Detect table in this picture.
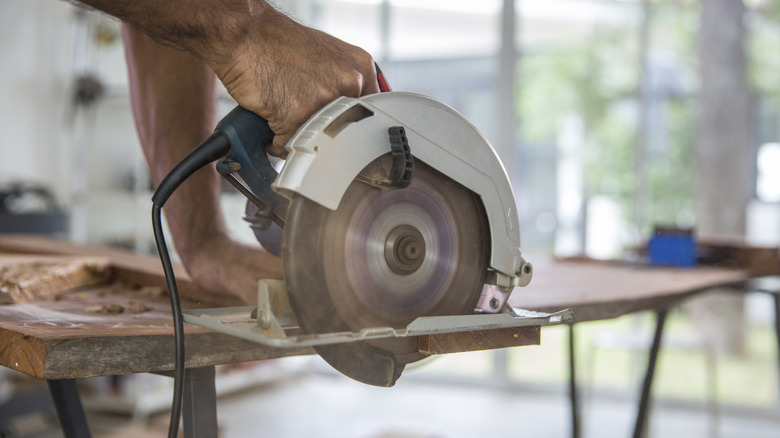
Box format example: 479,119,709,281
0,235,757,438
510,257,751,438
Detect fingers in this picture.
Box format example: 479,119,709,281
265,50,379,158
213,9,381,157
358,54,381,96
270,136,290,158
363,75,381,96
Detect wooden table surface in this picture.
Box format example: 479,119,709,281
0,236,749,381
511,257,749,323
0,235,313,380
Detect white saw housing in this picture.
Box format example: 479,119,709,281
273,92,530,284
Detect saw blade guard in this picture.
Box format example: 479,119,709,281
273,92,530,285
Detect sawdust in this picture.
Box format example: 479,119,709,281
73,292,91,301
67,282,161,315
137,286,166,298
84,303,125,314
127,301,151,314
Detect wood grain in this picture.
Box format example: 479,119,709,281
0,235,225,306
418,326,540,356
0,284,312,379
0,255,110,303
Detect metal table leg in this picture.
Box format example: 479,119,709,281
773,294,780,404
182,366,218,438
632,309,668,438
569,323,580,438
47,378,92,438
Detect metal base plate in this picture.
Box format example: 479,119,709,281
182,305,572,349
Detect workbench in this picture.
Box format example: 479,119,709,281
0,236,762,438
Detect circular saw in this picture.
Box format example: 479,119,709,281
154,91,534,388
245,92,531,386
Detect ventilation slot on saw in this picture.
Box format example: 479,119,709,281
324,104,374,138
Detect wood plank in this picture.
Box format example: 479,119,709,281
698,239,780,276
0,326,47,378
0,234,226,306
0,255,110,303
0,284,313,379
511,258,748,323
418,326,540,356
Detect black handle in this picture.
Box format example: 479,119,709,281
215,106,290,221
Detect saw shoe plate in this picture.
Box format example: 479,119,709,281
283,157,489,386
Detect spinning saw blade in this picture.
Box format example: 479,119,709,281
283,157,489,387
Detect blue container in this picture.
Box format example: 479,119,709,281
648,228,697,267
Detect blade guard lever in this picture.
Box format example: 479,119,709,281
356,126,415,190
385,126,414,189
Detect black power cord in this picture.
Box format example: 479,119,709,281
150,131,231,438
150,103,275,438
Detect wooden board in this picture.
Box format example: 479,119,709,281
0,235,312,380
511,258,749,323
0,236,550,381
0,283,312,380
0,255,110,303
0,236,749,382
418,326,540,356
0,235,225,306
698,239,780,276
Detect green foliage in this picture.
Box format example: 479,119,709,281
645,99,696,229
748,9,780,106
519,26,637,142
518,1,700,240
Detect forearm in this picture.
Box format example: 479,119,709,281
122,25,221,262
123,25,283,302
84,0,268,70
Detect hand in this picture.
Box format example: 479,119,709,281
84,0,379,156
210,7,380,157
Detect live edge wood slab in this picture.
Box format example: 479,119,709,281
0,235,315,380
0,235,541,381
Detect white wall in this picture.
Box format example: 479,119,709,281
0,1,153,245
0,0,77,200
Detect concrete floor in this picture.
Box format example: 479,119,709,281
7,360,780,438
213,370,780,438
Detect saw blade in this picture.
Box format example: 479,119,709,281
283,156,489,386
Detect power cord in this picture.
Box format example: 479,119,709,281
150,131,231,438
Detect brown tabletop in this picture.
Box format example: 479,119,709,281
0,236,748,381
511,257,749,323
0,235,313,380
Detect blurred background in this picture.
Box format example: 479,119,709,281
2,0,780,437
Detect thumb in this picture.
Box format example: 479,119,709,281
269,134,291,159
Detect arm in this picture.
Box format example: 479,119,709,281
123,25,282,305
84,0,379,156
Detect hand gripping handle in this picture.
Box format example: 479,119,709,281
152,104,289,225
154,63,389,217
215,106,290,222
